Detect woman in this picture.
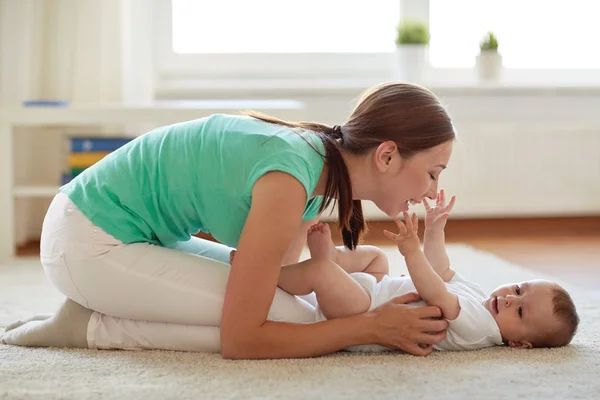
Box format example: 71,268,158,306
2,82,455,358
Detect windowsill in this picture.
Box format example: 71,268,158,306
155,78,600,99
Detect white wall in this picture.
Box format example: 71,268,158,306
155,86,600,220
1,1,599,246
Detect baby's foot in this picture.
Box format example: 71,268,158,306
307,223,337,262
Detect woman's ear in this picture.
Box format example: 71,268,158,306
373,141,398,172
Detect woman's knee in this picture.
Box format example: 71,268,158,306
41,252,89,307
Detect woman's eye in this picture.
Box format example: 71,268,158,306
518,307,523,319
429,173,436,181
515,285,521,295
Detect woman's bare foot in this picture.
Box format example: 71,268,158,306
307,223,338,262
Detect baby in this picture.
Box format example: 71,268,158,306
234,190,580,352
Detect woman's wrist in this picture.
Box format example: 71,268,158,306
357,309,382,344
330,312,380,348
317,313,383,351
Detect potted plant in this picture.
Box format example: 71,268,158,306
394,19,430,83
476,32,502,82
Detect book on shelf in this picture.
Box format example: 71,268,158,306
61,136,133,185
70,167,87,177
23,99,69,107
61,174,73,185
70,137,132,153
68,152,112,168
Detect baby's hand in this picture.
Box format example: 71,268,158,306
383,212,421,257
424,189,456,231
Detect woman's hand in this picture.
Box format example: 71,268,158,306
367,292,448,356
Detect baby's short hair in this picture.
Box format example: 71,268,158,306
534,285,579,348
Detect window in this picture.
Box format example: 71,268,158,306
154,0,401,82
429,0,600,69
172,0,400,54
150,0,600,93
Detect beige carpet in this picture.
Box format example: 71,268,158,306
1,244,599,400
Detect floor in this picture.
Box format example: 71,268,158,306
3,243,599,399
16,216,600,291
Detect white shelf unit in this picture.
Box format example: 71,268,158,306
0,100,306,260
13,185,61,198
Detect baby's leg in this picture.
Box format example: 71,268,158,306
335,245,389,282
278,259,370,319
306,223,338,261
307,223,389,282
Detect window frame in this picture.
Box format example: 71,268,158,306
153,0,398,82
152,0,600,93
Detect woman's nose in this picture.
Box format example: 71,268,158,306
425,181,438,200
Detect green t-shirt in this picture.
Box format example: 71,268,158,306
60,114,325,248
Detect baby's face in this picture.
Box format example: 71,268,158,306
482,280,560,348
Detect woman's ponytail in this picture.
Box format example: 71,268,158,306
319,126,365,250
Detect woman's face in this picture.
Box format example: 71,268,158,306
371,140,453,217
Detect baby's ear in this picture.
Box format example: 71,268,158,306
508,340,533,349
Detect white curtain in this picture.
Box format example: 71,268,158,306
0,0,152,245
1,0,125,103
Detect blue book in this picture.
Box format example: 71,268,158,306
23,100,69,107
61,174,74,185
70,137,132,152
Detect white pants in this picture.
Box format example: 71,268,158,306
41,193,316,352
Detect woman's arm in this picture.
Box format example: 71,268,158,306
229,217,315,266
220,172,448,359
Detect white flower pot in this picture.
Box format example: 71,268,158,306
476,51,503,82
394,45,429,83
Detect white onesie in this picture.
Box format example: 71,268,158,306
315,272,503,352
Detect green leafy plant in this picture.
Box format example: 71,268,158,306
479,32,499,52
396,19,430,45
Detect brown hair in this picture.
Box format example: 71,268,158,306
534,285,579,348
245,82,455,249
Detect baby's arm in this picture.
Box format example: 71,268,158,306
423,230,454,281
278,258,371,320
423,190,456,282
385,213,460,320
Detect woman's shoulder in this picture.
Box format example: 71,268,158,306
214,115,324,157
